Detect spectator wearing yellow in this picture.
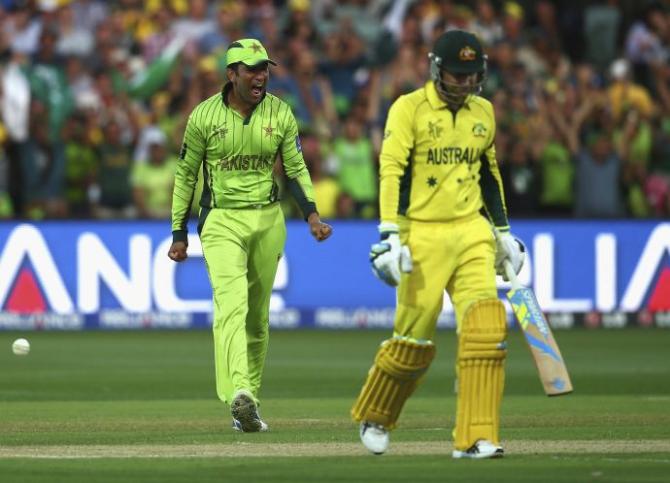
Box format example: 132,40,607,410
132,129,177,219
302,135,339,219
607,59,654,122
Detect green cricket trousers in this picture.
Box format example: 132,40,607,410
199,203,286,405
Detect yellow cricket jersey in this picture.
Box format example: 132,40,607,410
379,81,509,230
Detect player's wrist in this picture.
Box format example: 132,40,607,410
307,211,321,224
378,222,398,240
172,230,188,245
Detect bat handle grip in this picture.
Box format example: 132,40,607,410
503,260,522,290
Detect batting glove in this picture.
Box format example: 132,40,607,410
495,231,525,281
370,223,412,287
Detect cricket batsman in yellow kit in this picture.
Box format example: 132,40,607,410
351,30,525,458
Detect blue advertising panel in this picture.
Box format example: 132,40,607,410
0,220,669,330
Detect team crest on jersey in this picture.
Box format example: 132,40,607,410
459,46,476,61
428,120,443,140
213,124,228,139
472,122,487,137
264,125,274,137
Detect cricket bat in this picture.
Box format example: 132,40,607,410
503,260,573,396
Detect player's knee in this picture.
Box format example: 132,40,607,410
375,337,436,379
246,319,269,340
459,299,507,360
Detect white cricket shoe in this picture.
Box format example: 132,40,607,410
232,417,268,432
230,390,269,433
452,439,504,459
359,422,389,455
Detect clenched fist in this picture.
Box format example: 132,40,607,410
168,241,188,262
308,213,333,242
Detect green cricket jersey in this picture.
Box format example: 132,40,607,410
171,83,316,242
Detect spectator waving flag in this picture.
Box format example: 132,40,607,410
128,38,186,100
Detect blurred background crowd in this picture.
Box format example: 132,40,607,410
0,0,669,221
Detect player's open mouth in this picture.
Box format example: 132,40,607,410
251,85,264,97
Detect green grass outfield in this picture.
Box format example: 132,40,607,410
1,328,669,482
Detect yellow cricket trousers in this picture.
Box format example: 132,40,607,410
394,213,497,339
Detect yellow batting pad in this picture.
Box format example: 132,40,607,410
351,338,436,429
454,299,507,450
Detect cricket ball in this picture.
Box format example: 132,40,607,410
12,338,30,356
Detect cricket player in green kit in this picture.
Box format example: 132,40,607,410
168,39,332,432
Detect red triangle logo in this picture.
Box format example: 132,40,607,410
5,268,47,313
648,267,670,312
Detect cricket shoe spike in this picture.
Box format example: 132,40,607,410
231,390,268,432
452,439,504,459
360,422,389,455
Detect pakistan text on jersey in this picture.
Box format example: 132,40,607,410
216,154,275,171
427,147,482,165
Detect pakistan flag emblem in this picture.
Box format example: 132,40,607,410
213,124,229,139
472,122,487,138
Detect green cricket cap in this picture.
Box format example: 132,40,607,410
431,30,485,74
225,38,277,67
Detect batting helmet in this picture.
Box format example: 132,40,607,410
428,30,487,106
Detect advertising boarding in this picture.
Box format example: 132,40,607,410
0,220,668,330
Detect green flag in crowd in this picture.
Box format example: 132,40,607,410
128,38,186,100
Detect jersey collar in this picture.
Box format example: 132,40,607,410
424,81,471,111
221,81,265,124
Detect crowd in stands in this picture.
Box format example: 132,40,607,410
0,0,669,221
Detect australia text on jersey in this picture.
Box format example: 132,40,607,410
427,146,483,165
